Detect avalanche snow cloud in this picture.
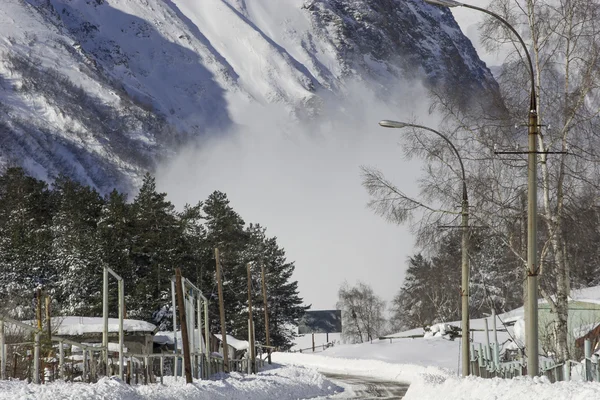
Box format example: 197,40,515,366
0,0,498,192
156,80,434,310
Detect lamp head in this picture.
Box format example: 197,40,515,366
379,120,410,129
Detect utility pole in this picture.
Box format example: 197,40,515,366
247,263,256,373
215,248,229,372
261,264,271,364
175,268,193,383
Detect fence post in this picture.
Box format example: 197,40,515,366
585,339,592,381
0,320,5,380
118,279,124,381
33,332,40,384
59,341,64,380
103,267,109,375
160,356,164,385
563,362,570,381
204,300,210,378
82,349,88,383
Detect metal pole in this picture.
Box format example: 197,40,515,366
246,263,255,374
261,264,272,364
461,187,469,375
103,267,109,375
175,269,193,383
33,332,40,384
0,320,5,380
197,295,202,378
204,299,210,377
585,338,592,381
492,309,499,368
215,248,229,371
527,106,539,376
59,340,64,380
118,279,124,380
160,356,164,385
171,279,177,356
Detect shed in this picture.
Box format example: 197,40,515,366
215,334,249,360
50,316,157,354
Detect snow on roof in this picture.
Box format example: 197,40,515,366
50,316,156,336
570,285,600,305
216,334,249,351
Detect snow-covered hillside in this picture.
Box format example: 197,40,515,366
0,0,498,192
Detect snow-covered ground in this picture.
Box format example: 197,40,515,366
276,335,600,399
0,367,342,400
272,301,600,399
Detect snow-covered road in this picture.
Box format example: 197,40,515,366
321,372,409,399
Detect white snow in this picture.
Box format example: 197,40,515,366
20,316,156,336
275,335,600,400
52,316,156,336
0,367,341,400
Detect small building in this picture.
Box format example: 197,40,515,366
502,286,600,357
51,316,157,354
215,334,249,360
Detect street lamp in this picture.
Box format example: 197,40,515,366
424,0,539,376
379,120,471,376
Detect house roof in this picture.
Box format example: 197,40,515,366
216,334,249,351
48,316,156,335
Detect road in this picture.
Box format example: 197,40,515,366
321,372,409,399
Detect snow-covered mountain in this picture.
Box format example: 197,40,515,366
0,0,498,192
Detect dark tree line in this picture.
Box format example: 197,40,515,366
0,168,307,349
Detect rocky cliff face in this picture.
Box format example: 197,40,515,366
0,0,498,192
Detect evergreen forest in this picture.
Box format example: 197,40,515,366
0,167,307,349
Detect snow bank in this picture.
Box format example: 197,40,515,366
0,366,341,400
404,375,600,400
274,352,445,383
276,350,600,400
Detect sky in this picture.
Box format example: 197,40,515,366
155,5,502,312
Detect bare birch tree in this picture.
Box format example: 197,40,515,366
364,0,600,363
337,281,387,343
474,0,600,364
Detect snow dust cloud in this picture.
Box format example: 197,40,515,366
156,81,436,310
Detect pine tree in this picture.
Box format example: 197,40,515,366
244,224,308,349
49,175,104,316
0,168,52,318
201,191,250,338
97,189,136,317
130,173,179,324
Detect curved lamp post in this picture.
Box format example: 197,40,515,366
379,120,470,376
424,0,539,376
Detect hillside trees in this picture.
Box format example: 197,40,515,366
245,224,308,348
389,231,522,332
0,168,306,348
0,168,52,317
129,173,180,324
50,175,104,316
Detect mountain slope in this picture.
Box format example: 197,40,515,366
0,0,498,192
